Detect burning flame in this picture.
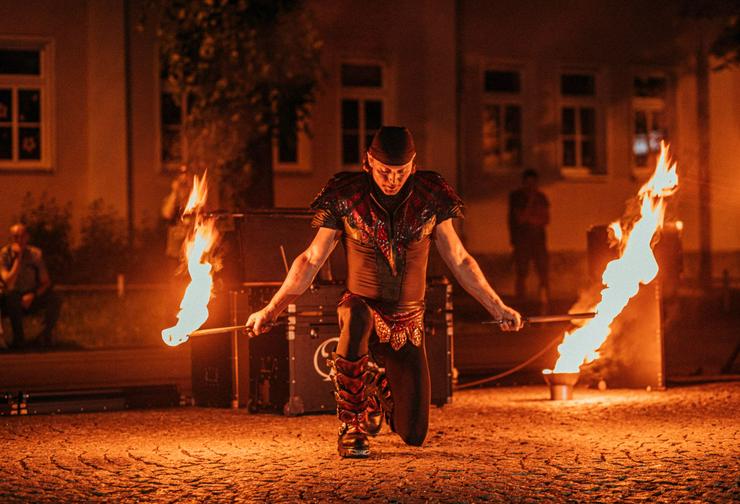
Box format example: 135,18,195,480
183,172,207,215
548,142,678,373
162,172,219,347
608,221,623,244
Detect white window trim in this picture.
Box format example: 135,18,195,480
481,65,525,174
630,71,670,177
338,59,393,171
558,69,606,179
0,37,55,172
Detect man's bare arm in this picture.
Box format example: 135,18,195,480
246,227,341,333
0,252,22,289
434,219,522,331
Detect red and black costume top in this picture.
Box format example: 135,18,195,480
311,171,463,350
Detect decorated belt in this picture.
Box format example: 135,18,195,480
340,292,425,351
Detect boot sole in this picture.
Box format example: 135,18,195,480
338,447,370,458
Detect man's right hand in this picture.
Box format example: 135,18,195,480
10,242,25,256
245,305,277,336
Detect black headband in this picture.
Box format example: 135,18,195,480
368,126,416,165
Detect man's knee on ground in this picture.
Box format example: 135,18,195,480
399,425,428,447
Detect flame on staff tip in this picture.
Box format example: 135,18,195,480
547,142,678,374
183,171,208,216
162,172,219,347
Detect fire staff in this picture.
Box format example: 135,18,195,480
246,126,522,458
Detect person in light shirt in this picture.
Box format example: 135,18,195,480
0,223,61,348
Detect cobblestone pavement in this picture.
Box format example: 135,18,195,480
1,383,738,503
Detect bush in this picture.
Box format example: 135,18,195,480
16,193,74,283
73,199,129,283
15,195,174,285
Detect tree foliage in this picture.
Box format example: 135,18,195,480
16,193,73,283
148,0,323,207
681,0,740,70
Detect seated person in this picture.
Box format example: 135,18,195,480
0,223,61,348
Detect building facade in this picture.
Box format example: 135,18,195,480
1,0,738,283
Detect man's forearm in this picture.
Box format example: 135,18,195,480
265,253,322,316
1,259,21,289
451,255,507,315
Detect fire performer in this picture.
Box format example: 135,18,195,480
246,126,522,458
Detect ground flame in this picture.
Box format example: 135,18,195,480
548,142,678,373
162,173,219,347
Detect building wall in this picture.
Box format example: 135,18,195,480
708,68,740,253
0,0,91,234
460,0,685,254
1,0,738,279
127,0,173,229
272,0,457,209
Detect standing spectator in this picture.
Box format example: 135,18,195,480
0,223,61,348
508,169,550,308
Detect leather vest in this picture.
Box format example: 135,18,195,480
311,171,463,304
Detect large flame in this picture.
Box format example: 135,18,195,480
162,173,219,347
549,142,678,373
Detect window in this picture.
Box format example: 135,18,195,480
559,72,602,175
0,41,53,170
160,88,186,171
632,75,668,170
340,62,386,166
159,84,311,173
272,119,312,173
482,69,522,172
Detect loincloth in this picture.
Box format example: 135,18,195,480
339,292,425,351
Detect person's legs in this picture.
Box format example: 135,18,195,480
4,292,25,347
532,239,550,311
371,337,431,447
32,290,61,346
513,244,530,301
331,296,375,458
336,296,373,360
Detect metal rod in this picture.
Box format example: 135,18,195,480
188,325,249,337
483,312,596,326
188,321,293,338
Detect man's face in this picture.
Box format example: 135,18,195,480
368,154,415,196
9,225,28,251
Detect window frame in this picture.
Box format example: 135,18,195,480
157,80,189,174
272,113,312,174
481,66,525,174
338,59,391,170
0,37,54,172
630,71,670,176
558,69,605,179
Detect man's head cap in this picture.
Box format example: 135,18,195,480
368,126,416,166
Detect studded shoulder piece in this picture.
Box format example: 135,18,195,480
412,171,465,222
310,172,369,229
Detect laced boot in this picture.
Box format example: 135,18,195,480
328,353,371,458
364,360,393,436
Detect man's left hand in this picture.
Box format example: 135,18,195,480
21,292,34,310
